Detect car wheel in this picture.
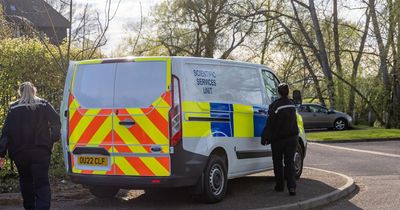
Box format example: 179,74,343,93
294,143,304,179
89,186,119,199
334,118,348,131
198,154,228,203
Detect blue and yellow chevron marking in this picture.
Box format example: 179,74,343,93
210,103,234,137
253,106,268,137
182,101,269,138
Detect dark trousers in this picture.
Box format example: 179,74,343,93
13,148,51,210
271,136,298,190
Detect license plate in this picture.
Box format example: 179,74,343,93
77,155,108,167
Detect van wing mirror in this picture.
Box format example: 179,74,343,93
292,90,302,105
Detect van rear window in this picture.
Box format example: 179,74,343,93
73,62,167,109
114,62,167,108
73,63,116,108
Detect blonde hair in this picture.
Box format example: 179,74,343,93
18,82,41,109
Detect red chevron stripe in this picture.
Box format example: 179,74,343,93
116,111,156,145
99,131,113,147
156,157,170,172
81,170,94,174
125,157,155,176
106,164,115,175
76,109,112,146
113,131,151,153
115,164,125,175
68,94,75,107
163,91,171,106
68,109,87,137
141,107,168,138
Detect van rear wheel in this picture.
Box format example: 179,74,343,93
89,186,119,199
197,154,228,203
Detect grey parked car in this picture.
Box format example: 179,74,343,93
297,103,353,130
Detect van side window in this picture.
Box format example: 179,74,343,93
261,70,279,102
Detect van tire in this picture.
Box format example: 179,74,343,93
294,143,304,179
197,154,228,203
89,186,119,199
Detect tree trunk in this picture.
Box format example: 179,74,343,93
369,0,394,128
348,10,371,116
308,0,335,109
333,0,344,111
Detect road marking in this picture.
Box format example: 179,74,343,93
310,142,400,158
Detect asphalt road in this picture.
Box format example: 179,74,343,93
305,140,400,210
2,140,399,209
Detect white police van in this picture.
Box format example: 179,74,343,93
60,57,307,203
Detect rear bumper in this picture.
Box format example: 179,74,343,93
69,173,199,188
68,143,209,189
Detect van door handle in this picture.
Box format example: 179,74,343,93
151,145,162,153
258,109,267,114
119,120,135,128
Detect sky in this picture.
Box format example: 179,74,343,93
75,0,366,56
78,0,163,55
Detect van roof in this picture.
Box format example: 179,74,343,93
72,56,273,72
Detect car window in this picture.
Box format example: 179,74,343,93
261,70,279,102
298,105,310,112
309,105,328,113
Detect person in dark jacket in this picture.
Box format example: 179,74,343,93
0,82,61,210
261,83,299,196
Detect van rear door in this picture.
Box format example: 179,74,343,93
113,59,172,177
69,62,115,175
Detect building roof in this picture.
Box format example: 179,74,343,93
1,0,70,28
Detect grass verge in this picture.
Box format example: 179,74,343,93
306,127,400,141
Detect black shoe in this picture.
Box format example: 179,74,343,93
274,186,284,192
289,188,296,196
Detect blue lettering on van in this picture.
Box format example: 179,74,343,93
210,103,234,137
253,106,268,137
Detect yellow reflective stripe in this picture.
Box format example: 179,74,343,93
296,113,304,135
156,107,169,121
182,101,210,112
182,101,211,137
115,156,139,175
69,98,80,109
233,104,254,137
77,59,103,65
69,109,101,144
184,113,210,121
72,168,82,173
91,170,108,175
166,58,171,90
86,116,112,146
70,65,78,93
141,157,169,176
113,125,148,153
68,108,76,121
126,109,168,144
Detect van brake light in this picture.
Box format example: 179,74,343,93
169,75,182,146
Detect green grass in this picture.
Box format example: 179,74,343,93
306,127,400,141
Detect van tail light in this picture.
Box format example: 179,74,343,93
169,75,182,146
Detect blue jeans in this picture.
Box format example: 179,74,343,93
13,148,51,210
